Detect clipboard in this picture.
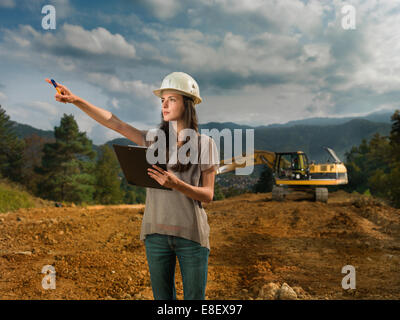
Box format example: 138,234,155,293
112,144,172,190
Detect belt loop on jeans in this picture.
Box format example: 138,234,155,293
167,235,175,250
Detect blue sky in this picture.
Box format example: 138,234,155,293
0,0,399,144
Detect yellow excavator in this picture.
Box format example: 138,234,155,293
216,147,348,202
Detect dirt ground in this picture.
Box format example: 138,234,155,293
1,190,400,300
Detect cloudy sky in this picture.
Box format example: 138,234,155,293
0,0,399,144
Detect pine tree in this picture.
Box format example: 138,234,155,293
0,105,25,182
36,114,96,204
344,139,370,193
252,165,274,193
390,110,400,162
213,181,225,200
21,133,53,194
387,109,400,207
120,176,146,204
93,144,124,204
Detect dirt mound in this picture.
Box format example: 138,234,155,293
1,191,400,299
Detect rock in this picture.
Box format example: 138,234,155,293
292,286,308,299
258,282,280,300
134,293,142,299
15,251,32,256
277,283,298,300
58,230,64,235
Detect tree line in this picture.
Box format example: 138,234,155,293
0,105,144,205
2,103,399,207
342,110,400,207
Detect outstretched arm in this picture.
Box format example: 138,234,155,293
54,83,145,146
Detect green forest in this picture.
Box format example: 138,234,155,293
0,104,399,207
341,110,400,207
0,105,145,206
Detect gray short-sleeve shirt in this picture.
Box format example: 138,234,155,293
139,130,220,250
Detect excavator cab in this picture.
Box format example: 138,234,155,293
275,152,309,180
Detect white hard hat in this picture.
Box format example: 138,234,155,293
153,72,202,105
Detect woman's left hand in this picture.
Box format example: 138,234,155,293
147,165,180,189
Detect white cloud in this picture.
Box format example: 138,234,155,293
142,0,182,20
2,24,136,59
173,30,304,76
110,97,120,109
3,101,66,130
133,41,173,64
88,123,122,145
31,101,58,116
318,0,400,95
7,0,74,17
1,0,400,133
197,83,328,126
85,119,152,145
86,72,158,99
199,0,326,34
138,25,331,84
0,91,7,101
62,24,136,58
51,0,75,19
348,5,400,93
371,104,399,114
0,0,15,8
300,43,332,68
142,27,161,41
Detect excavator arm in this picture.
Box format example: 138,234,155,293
216,150,276,175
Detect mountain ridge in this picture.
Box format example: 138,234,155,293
10,112,393,163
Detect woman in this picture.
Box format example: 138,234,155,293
53,72,219,300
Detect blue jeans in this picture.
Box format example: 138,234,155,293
144,233,210,300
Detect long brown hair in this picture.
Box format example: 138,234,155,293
158,95,199,172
